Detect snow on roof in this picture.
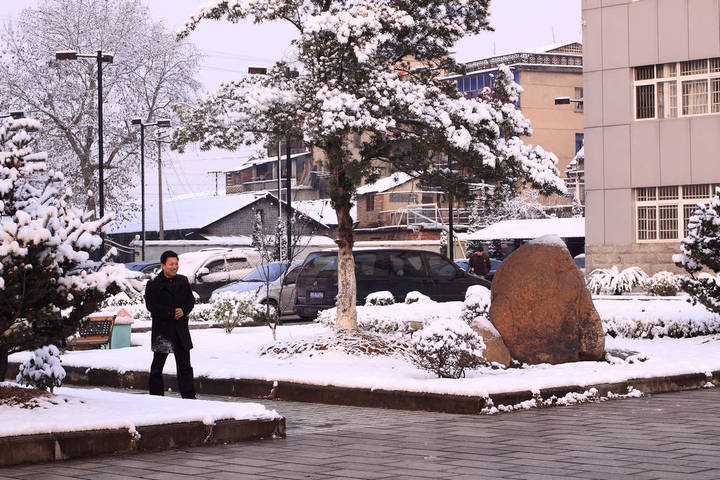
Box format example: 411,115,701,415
356,172,414,195
292,198,357,226
459,217,585,241
224,151,311,173
524,41,582,54
108,192,270,234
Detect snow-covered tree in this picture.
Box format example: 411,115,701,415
0,0,201,218
673,189,720,313
586,266,648,295
0,118,133,380
172,0,566,329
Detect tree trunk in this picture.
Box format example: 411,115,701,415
0,347,8,383
335,201,357,330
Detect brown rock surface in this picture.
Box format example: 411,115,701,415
471,320,512,367
489,240,604,364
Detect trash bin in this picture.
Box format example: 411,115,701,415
110,308,134,349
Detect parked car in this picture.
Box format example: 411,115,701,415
573,253,586,275
177,248,261,302
295,249,491,320
124,261,160,275
210,261,301,315
454,257,501,281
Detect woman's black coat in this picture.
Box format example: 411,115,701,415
144,273,195,352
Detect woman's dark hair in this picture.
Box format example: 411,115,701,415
160,250,179,265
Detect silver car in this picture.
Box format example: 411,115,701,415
252,261,303,316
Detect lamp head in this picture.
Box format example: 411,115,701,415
9,110,24,119
156,119,171,128
55,51,78,61
554,96,571,105
131,118,142,126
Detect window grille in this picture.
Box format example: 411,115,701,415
574,87,584,112
635,65,655,80
712,79,720,113
682,79,709,115
658,205,678,240
658,63,677,78
637,206,657,240
711,58,720,73
657,81,678,118
683,204,699,238
658,186,678,200
637,187,656,201
682,184,709,199
636,85,655,119
681,59,708,76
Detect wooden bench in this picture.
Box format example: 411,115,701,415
69,314,115,349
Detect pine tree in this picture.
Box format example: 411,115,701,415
172,1,566,329
0,118,131,379
673,188,720,314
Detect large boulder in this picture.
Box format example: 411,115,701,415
489,235,604,364
470,319,512,367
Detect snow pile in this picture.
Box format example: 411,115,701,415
529,234,567,248
595,296,720,338
587,265,649,295
460,285,491,324
410,319,486,378
0,384,280,437
481,386,644,415
16,345,66,393
405,291,432,304
364,290,394,306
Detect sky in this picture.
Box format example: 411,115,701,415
0,0,582,204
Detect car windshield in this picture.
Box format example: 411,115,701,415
242,263,287,282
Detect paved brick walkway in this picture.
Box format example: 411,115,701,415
2,388,719,479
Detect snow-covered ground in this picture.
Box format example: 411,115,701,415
0,383,280,437
9,322,719,399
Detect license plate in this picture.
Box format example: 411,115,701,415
309,291,324,299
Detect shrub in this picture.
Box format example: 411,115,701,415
209,291,264,333
405,291,432,304
365,291,395,306
410,319,486,378
587,266,649,295
460,285,491,325
16,345,66,393
643,271,680,296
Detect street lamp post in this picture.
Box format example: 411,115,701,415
131,118,171,261
55,50,114,220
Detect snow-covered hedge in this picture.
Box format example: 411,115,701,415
587,266,648,295
365,291,395,306
405,291,432,304
460,285,491,325
16,345,66,393
410,319,486,378
643,271,680,297
209,291,265,333
595,297,720,339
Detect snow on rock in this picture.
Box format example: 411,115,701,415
529,234,567,248
0,383,280,437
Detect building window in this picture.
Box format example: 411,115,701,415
366,193,375,211
634,58,720,120
575,133,584,153
574,87,584,112
389,192,418,203
635,184,715,242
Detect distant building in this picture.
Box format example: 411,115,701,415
450,42,585,206
583,0,720,273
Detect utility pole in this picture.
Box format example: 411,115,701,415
150,135,172,241
286,139,292,260
447,155,454,262
277,140,283,261
207,170,224,196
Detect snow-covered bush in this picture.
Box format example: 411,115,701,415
410,319,486,379
643,271,680,296
460,285,491,325
673,188,720,314
188,303,215,323
405,291,432,304
16,345,66,393
209,291,264,332
587,266,649,295
0,118,135,381
365,291,395,306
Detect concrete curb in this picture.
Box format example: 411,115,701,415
0,417,285,467
7,363,719,415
